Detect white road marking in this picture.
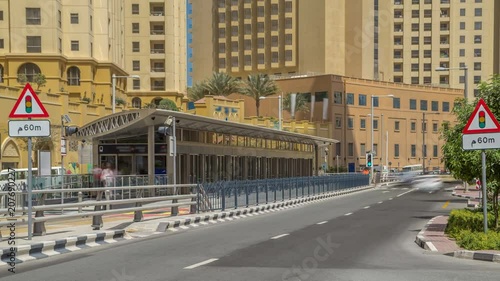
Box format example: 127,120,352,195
383,191,390,193
271,233,290,240
388,198,393,200
317,221,328,225
344,212,353,216
363,206,370,209
378,201,383,204
184,258,219,269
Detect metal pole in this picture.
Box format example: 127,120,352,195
27,136,33,240
336,155,339,173
60,116,65,214
173,117,177,194
422,112,426,174
112,74,116,114
385,131,389,167
279,95,282,131
481,150,488,233
371,96,374,181
464,67,469,192
381,114,383,169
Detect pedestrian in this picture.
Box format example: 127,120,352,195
101,163,115,188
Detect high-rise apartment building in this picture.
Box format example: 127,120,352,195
191,0,500,98
124,0,187,103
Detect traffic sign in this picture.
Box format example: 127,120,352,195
8,120,51,137
462,133,500,150
462,98,500,134
9,83,50,118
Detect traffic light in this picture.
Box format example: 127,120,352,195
366,153,373,167
25,95,32,113
65,126,79,136
479,110,486,128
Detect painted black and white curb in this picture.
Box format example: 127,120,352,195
0,230,129,267
414,216,439,252
453,250,500,263
451,191,481,200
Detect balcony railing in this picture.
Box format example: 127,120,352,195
150,30,165,35
150,12,164,16
152,85,165,91
151,67,165,72
151,49,165,54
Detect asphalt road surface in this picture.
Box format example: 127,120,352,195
1,184,498,281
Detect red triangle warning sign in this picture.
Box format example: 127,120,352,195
9,83,49,118
462,98,500,134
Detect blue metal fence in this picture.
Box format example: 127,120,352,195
198,174,369,212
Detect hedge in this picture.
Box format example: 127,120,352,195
445,209,495,236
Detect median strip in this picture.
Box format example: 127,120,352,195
184,258,219,269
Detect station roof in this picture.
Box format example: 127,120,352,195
75,109,338,145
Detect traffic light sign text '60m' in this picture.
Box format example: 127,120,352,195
366,153,373,167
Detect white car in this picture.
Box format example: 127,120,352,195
411,175,444,191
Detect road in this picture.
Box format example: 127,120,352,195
1,185,498,281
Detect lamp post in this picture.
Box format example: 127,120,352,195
422,112,440,174
112,74,141,114
370,95,394,182
436,65,468,190
259,94,283,130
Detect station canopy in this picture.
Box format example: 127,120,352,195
75,109,338,145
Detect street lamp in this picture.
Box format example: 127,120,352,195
259,94,283,130
112,74,141,114
370,94,394,182
435,66,468,100
422,112,440,174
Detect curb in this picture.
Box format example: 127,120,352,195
152,185,374,233
414,216,439,252
0,230,129,267
451,191,481,200
453,250,500,263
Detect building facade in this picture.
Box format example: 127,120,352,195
191,0,500,99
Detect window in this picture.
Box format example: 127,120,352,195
359,94,367,106
285,18,292,29
443,102,450,112
132,23,139,33
271,52,278,63
67,66,80,86
394,144,400,158
474,49,482,57
373,96,379,107
422,122,427,132
257,37,264,48
411,64,419,71
0,11,3,21
460,22,465,30
475,22,482,30
410,99,417,110
285,1,293,12
132,60,140,71
231,56,238,67
423,144,427,157
232,26,239,36
433,123,438,132
132,42,140,52
71,40,79,51
26,36,41,53
424,63,432,72
257,53,264,64
244,55,251,66
424,37,432,45
373,120,379,130
271,36,278,47
474,76,481,84
219,43,226,53
411,145,416,157
394,63,402,72
360,118,366,129
244,39,251,50
411,37,419,45
373,144,378,156
347,93,354,105
460,49,465,57
59,38,62,53
132,97,142,108
70,13,79,24
285,34,292,45
432,101,439,111
347,117,354,129
58,10,61,28
231,10,238,21
0,39,3,49
334,92,342,104
474,35,482,44
474,62,482,71
133,79,140,90
475,8,482,17
423,77,432,84
26,8,41,25
90,15,93,31
271,20,279,31
411,50,419,58
17,63,41,82
361,143,366,155
335,116,342,128
460,35,465,44
348,143,354,157
424,23,432,31
423,50,431,58
132,4,139,14
395,121,400,131
412,10,419,18
460,8,465,16
411,77,419,84
393,98,400,109
433,145,438,157
394,50,403,59
420,100,428,111
411,122,416,131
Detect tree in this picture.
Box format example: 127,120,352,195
187,81,209,101
34,73,47,90
283,93,310,119
203,72,241,96
240,73,279,117
441,74,500,228
158,98,180,111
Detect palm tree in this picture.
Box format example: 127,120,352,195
283,93,310,119
187,81,209,101
203,72,241,96
241,74,279,117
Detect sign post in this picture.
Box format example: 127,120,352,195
8,83,50,240
462,98,500,233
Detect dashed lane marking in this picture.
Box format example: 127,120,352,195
271,233,290,240
184,258,219,269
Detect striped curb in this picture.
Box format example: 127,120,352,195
414,216,439,252
451,192,481,200
453,250,500,263
152,185,374,233
0,230,129,267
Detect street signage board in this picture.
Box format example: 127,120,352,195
463,133,500,150
462,98,500,134
8,120,51,137
9,83,50,118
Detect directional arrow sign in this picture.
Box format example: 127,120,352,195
463,133,500,150
8,120,51,137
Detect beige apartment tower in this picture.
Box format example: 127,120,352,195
124,0,187,104
191,0,500,98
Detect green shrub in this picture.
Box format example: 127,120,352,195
445,209,495,236
454,230,500,250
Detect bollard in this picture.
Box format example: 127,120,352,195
33,194,46,236
78,192,83,213
133,189,143,222
105,190,110,211
91,190,103,230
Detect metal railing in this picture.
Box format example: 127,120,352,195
198,174,369,212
